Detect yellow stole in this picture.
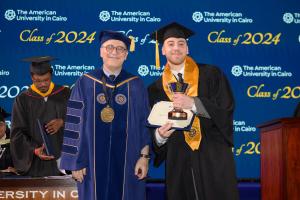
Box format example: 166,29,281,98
30,82,55,97
162,56,201,151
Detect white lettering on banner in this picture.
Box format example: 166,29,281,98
111,16,139,22
53,64,95,77
70,190,78,198
5,9,68,22
254,66,281,71
122,11,150,16
51,16,67,21
54,71,84,77
204,17,232,23
243,71,271,78
215,12,242,17
146,17,161,22
17,15,45,22
233,120,256,133
277,71,292,77
28,10,56,15
0,190,48,199
0,86,29,99
234,120,246,126
0,190,78,199
99,10,161,23
231,64,293,78
0,70,9,76
193,11,253,24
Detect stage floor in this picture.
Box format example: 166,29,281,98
146,182,261,200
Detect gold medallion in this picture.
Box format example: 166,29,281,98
100,105,115,123
188,129,196,138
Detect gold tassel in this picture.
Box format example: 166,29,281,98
155,31,160,69
129,36,135,52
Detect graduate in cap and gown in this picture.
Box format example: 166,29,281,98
0,107,15,173
147,22,239,200
60,30,151,200
10,56,70,177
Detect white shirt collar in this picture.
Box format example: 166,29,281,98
171,66,185,80
102,67,121,78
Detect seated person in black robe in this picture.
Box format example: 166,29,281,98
0,107,16,175
294,102,300,117
10,56,70,177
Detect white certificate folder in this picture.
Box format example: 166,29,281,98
147,101,195,131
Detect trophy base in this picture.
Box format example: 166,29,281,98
168,110,187,120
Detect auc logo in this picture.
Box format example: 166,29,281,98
99,11,110,22
4,9,16,21
138,65,150,76
137,65,164,77
231,65,243,77
283,13,294,24
192,12,204,22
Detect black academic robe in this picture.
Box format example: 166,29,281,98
294,102,300,117
10,85,70,177
148,64,239,200
0,130,13,170
0,142,12,170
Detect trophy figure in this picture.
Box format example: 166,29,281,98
168,77,189,120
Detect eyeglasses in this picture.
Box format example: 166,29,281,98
102,45,127,54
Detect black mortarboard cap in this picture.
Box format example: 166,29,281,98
23,56,55,75
150,22,195,44
0,107,10,122
99,30,133,51
149,22,195,68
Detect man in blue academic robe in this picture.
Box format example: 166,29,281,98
60,30,151,200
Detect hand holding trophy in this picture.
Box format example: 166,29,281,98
168,74,189,120
147,73,194,130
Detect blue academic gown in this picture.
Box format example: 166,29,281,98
60,68,151,200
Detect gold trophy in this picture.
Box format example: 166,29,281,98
168,79,189,120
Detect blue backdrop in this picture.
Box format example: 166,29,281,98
1,0,299,180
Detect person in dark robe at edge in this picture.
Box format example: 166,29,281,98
10,56,70,177
294,102,300,117
147,22,239,200
60,30,151,200
0,107,16,175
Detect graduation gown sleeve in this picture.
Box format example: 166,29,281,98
60,76,89,171
10,95,36,173
198,65,235,146
147,79,169,167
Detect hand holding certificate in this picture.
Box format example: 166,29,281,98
37,119,55,156
147,101,195,130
